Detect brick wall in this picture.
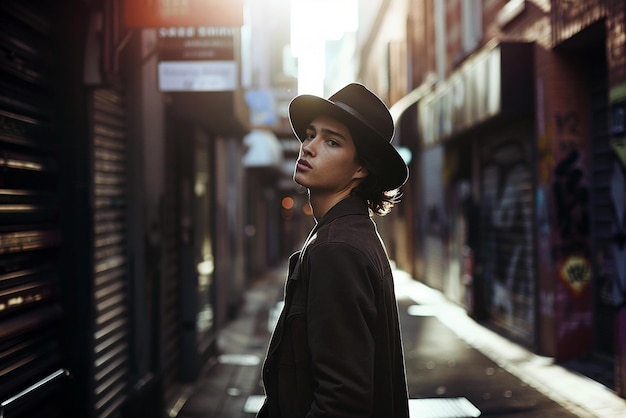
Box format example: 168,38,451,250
407,0,436,88
552,0,606,45
446,0,463,69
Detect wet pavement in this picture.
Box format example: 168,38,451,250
172,264,626,418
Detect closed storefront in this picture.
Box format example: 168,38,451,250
478,121,536,344
0,2,67,415
1,1,138,416
2,0,254,415
88,88,131,417
588,41,613,361
440,117,536,343
583,22,624,388
588,37,614,359
417,43,536,342
161,118,184,403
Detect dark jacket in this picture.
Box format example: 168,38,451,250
257,195,409,418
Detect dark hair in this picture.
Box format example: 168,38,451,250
348,125,402,216
315,110,402,216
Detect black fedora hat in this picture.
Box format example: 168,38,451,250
289,83,408,191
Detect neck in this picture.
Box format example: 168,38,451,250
308,189,353,221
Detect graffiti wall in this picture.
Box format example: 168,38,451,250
537,106,594,359
479,132,535,344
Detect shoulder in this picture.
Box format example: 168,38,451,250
321,214,377,243
306,216,391,276
309,217,375,255
307,240,368,264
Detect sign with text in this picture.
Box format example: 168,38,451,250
157,26,238,92
124,0,243,27
158,60,237,92
158,27,236,61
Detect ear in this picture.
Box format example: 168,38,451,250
354,165,368,180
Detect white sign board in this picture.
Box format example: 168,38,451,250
158,60,237,92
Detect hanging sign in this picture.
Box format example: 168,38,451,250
158,61,237,92
157,27,238,92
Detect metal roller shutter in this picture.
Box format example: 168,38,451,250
162,120,182,404
0,1,68,416
587,49,614,358
479,129,535,345
90,88,130,417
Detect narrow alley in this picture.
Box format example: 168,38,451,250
174,265,626,418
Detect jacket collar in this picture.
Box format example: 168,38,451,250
297,195,369,268
315,194,369,230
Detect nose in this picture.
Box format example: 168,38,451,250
301,137,317,156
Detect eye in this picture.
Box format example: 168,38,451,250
326,139,339,147
304,131,315,141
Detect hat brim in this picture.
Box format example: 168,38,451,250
289,95,408,190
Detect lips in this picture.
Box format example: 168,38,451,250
297,159,312,169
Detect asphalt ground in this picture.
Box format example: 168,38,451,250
172,264,626,418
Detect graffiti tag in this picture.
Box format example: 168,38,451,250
560,255,591,294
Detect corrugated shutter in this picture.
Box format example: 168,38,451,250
0,1,68,416
162,121,182,404
90,88,130,417
479,129,535,344
588,49,614,357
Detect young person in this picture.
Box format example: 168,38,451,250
257,83,410,418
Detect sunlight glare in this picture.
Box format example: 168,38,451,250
290,0,358,95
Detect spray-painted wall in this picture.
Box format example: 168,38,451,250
535,47,594,360
478,123,536,345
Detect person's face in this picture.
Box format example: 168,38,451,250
294,115,367,194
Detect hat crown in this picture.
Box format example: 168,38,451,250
328,83,394,143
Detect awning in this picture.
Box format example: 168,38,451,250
389,82,435,125
388,83,434,161
418,42,534,146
